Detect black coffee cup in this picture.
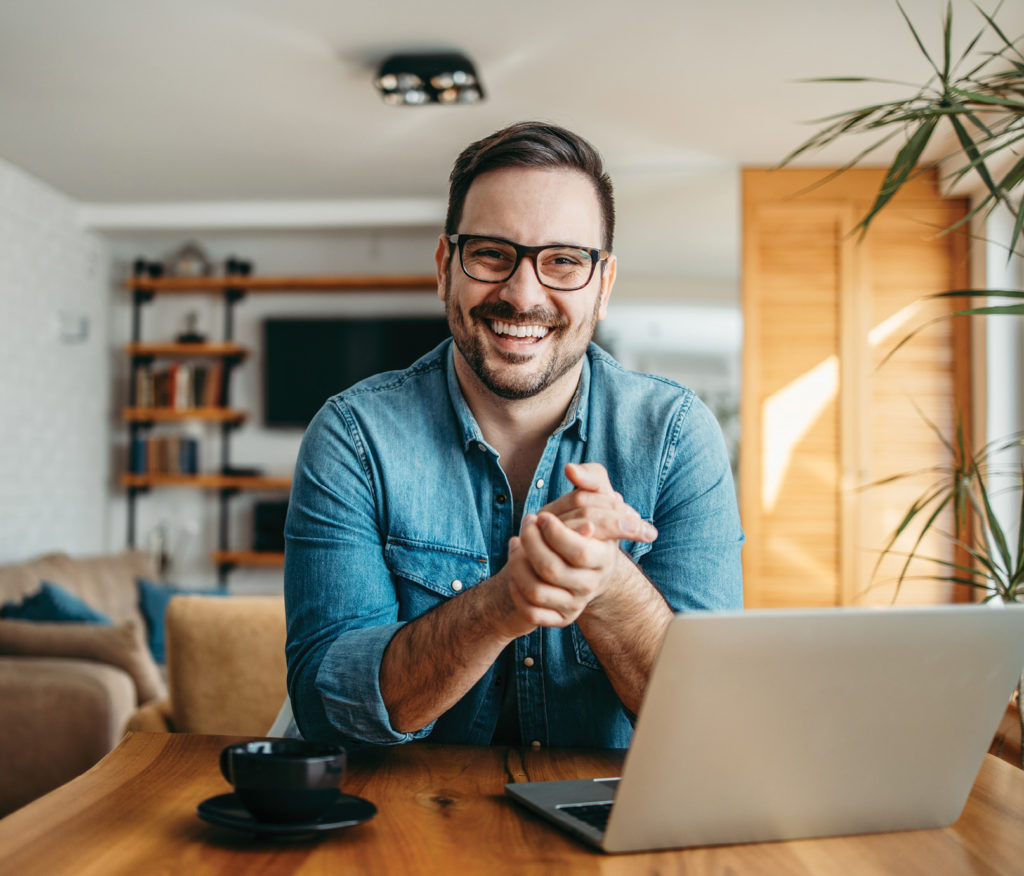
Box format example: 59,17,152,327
219,739,347,823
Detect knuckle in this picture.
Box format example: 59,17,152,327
537,559,561,581
568,544,590,567
567,491,587,509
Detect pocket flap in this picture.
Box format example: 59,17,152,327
384,538,489,598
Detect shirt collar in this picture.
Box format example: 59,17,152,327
445,342,592,453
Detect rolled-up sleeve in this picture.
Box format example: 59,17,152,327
284,399,436,745
641,394,744,612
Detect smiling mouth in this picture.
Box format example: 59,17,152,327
489,319,551,341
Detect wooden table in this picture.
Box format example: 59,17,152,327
0,732,1022,874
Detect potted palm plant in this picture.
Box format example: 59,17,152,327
780,0,1023,760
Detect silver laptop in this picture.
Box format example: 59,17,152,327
505,605,1024,853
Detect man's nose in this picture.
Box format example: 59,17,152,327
497,255,549,310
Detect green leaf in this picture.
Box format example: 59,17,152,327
948,115,1003,208
1001,155,1024,192
897,0,942,78
942,0,953,81
929,289,1024,300
949,304,1024,318
973,2,1024,62
946,86,1024,110
856,117,939,237
1011,202,1024,265
954,13,989,74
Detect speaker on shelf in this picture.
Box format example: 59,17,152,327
253,500,289,553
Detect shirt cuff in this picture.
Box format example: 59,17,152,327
315,621,437,745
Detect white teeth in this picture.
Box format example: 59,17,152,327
491,320,550,339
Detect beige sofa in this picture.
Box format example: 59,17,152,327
0,550,165,817
128,594,288,737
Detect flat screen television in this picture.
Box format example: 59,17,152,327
263,316,451,427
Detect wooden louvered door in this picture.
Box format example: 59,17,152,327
741,168,971,608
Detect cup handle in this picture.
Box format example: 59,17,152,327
219,747,233,783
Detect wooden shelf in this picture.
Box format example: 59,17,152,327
127,274,437,293
122,407,246,424
121,473,291,490
125,342,248,359
213,550,285,568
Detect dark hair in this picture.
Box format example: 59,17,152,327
445,121,615,250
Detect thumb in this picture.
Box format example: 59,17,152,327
564,462,613,493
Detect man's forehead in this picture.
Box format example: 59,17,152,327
459,166,603,244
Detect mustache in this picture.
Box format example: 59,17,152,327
469,300,568,329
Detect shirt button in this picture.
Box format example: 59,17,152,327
522,656,535,668
451,580,463,592
531,740,542,750
535,478,545,489
496,493,508,505
477,442,487,453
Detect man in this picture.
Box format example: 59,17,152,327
284,121,743,749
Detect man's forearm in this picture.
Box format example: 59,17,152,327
378,574,527,734
575,552,672,715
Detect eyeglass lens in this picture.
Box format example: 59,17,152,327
461,237,595,290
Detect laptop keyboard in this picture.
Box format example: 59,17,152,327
558,802,613,833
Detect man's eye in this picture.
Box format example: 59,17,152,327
467,244,513,263
544,250,587,268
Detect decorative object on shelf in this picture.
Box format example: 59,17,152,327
147,522,171,578
224,255,253,277
375,51,485,106
175,311,206,344
221,465,264,477
168,241,213,278
133,258,164,279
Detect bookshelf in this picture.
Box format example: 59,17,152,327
124,264,436,583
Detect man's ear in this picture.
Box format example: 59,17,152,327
434,235,451,302
596,254,616,321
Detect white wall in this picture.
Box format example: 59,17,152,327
985,204,1024,561
0,156,111,562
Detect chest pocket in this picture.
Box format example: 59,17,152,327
384,538,490,621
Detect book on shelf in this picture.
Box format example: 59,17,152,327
134,361,223,409
128,435,200,475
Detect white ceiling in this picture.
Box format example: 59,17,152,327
1,0,1020,283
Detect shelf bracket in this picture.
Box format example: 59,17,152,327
223,287,246,341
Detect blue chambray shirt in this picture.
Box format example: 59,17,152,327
284,340,743,749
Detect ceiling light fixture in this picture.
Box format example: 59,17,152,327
375,52,485,106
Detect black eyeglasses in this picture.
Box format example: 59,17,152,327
447,234,610,292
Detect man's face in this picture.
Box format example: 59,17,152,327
435,166,616,401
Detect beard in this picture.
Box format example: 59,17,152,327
443,270,602,401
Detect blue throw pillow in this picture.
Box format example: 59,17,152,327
137,578,224,663
0,581,112,624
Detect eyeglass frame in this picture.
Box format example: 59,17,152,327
446,233,611,292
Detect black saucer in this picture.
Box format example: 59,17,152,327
197,792,376,836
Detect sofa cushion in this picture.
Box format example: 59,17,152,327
0,657,137,817
165,595,286,735
137,578,224,663
1,581,113,624
0,551,158,627
0,619,166,705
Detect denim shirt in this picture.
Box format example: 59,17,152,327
284,340,743,749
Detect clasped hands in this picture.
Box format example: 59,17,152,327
499,463,656,637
